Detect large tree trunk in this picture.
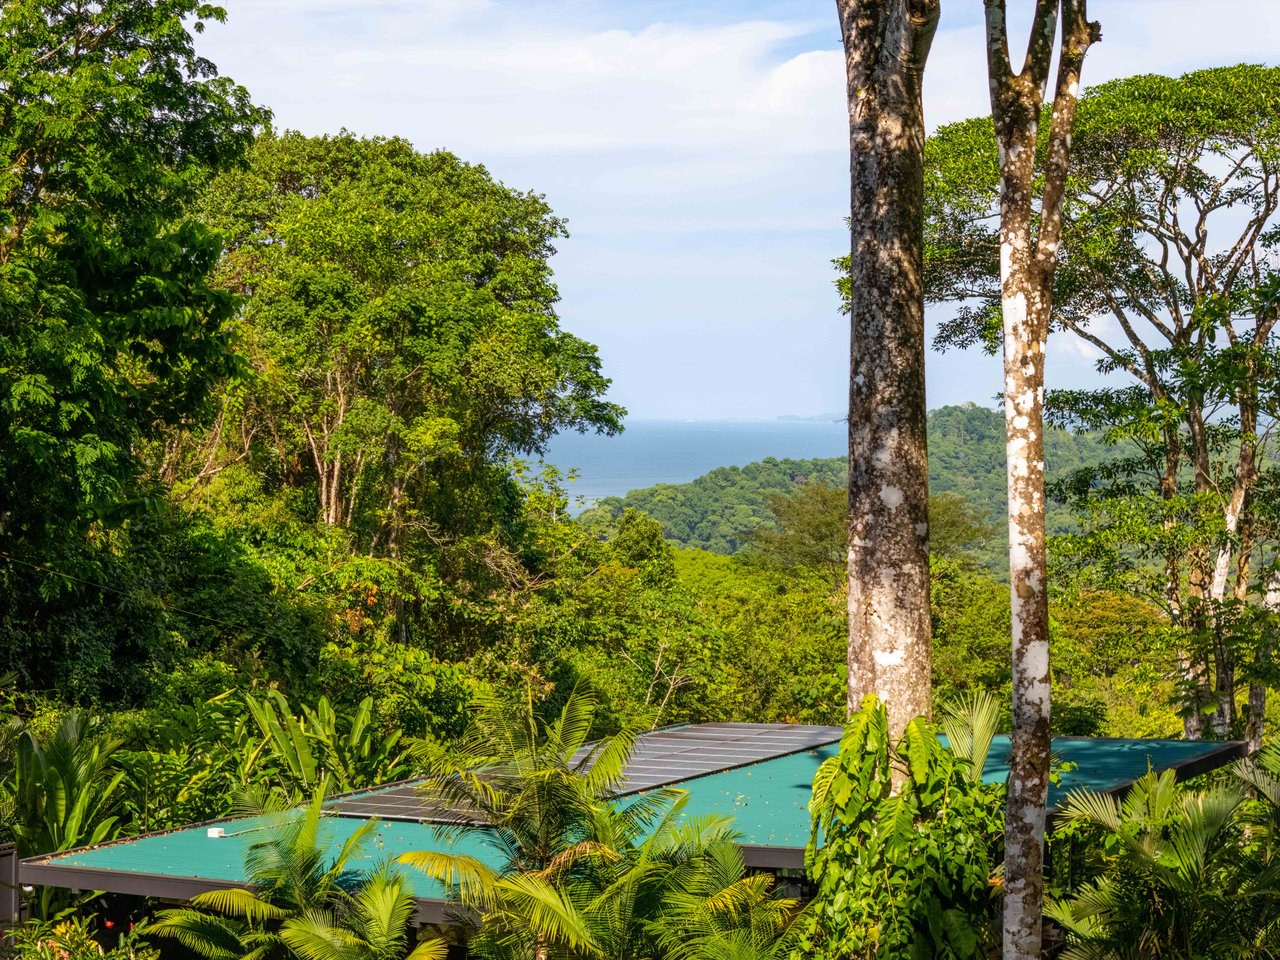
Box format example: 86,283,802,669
837,0,939,738
983,2,1098,957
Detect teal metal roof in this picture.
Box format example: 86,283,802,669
25,728,1243,901
986,735,1239,806
37,816,498,901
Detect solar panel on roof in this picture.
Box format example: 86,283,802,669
324,722,844,823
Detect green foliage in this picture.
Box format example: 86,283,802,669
111,687,422,835
0,713,123,859
190,129,622,550
10,31,1279,957
745,480,846,585
0,713,124,918
928,492,995,565
1047,764,1280,959
240,691,413,802
312,638,474,741
647,824,802,960
560,799,801,960
8,916,158,960
919,64,1280,739
609,509,678,587
580,456,844,556
921,64,1280,356
402,684,652,877
929,557,1011,703
0,505,327,703
0,0,277,701
0,0,266,669
1051,590,1182,739
793,699,1004,960
672,548,847,725
739,479,991,587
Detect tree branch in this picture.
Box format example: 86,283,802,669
1022,0,1060,92
983,0,1013,86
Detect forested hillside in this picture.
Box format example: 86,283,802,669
7,8,1272,956
581,403,1119,568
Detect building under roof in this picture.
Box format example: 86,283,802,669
12,722,1245,925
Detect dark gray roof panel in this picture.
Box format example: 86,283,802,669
325,722,843,822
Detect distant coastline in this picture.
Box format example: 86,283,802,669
543,419,848,511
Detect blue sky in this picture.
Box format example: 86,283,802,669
194,0,1280,420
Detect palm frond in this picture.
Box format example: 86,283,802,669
490,872,600,956
278,911,360,960
538,839,619,879
396,849,500,905
405,939,450,960
940,689,1001,780
146,911,256,960
1060,786,1126,832
189,888,292,921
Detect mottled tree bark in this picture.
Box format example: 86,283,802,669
983,2,1098,958
837,0,940,739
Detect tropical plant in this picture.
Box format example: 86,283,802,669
792,698,1005,960
925,64,1280,742
1047,768,1280,959
399,686,800,960
0,715,117,846
190,129,624,548
148,794,446,960
0,671,21,767
8,915,158,960
0,0,266,697
648,812,802,960
0,713,124,917
938,689,1001,779
396,684,646,957
493,796,798,960
403,684,651,878
116,747,229,836
242,692,413,801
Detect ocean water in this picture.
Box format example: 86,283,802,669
541,420,848,511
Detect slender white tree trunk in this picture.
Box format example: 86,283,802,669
837,0,940,738
983,2,1098,957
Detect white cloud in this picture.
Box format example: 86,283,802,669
201,8,843,158
193,0,1280,419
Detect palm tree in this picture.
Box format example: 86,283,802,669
405,683,653,878
399,686,801,960
1237,742,1280,869
149,793,446,960
508,794,774,960
640,811,802,960
1046,769,1280,958
398,685,652,957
